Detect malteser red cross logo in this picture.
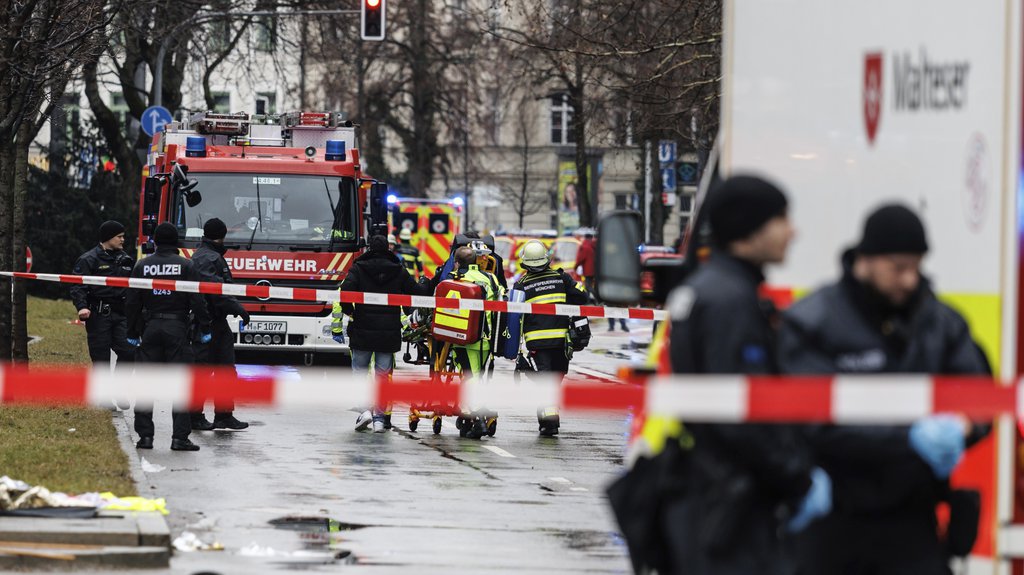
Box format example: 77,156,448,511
863,52,883,145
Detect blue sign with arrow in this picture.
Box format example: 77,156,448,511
141,106,173,137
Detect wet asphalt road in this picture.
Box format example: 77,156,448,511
116,323,649,574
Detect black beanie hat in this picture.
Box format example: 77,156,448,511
203,218,227,241
706,175,789,245
98,220,125,243
153,222,178,247
368,235,389,253
857,204,929,255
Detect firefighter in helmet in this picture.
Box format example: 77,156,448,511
514,239,589,436
396,228,424,279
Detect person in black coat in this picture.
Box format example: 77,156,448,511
338,235,428,431
662,176,830,575
70,220,135,368
126,223,212,452
779,204,987,575
189,218,251,432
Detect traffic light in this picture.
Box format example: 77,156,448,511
361,0,385,41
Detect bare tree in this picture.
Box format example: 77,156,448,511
0,0,112,360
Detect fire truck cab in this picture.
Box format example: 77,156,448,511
139,111,388,364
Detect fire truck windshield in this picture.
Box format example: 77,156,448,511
170,173,358,246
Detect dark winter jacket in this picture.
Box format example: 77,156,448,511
778,252,987,511
779,250,990,573
340,250,426,353
125,246,211,339
191,239,246,322
70,245,134,312
666,251,813,572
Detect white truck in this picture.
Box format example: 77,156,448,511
716,0,1023,571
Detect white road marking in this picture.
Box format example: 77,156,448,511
484,446,517,458
570,487,589,492
548,477,572,484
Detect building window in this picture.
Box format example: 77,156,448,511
255,16,277,52
550,93,574,145
109,92,129,126
212,92,231,113
256,92,276,115
615,193,637,211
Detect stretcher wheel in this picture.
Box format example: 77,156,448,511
409,418,419,432
486,418,497,437
403,352,412,362
432,416,442,435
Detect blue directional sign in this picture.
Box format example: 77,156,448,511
661,167,676,192
677,161,699,185
658,140,676,164
141,106,173,137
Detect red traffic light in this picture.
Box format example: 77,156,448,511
361,0,385,40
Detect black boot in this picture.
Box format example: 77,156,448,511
136,436,154,449
212,414,249,430
170,438,200,451
538,415,560,437
191,415,215,431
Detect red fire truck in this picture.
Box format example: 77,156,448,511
138,111,389,365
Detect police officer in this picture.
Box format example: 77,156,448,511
778,204,984,574
126,223,212,452
660,175,828,574
514,239,588,436
189,218,251,432
70,220,135,368
447,244,504,439
396,228,424,278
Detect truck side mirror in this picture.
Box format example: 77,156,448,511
595,211,642,304
143,177,163,216
337,177,359,241
368,182,389,237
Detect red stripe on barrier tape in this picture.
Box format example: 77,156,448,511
747,377,833,422
562,383,645,411
932,377,1015,420
61,274,85,285
292,288,318,302
197,282,223,295
377,377,461,409
191,368,276,410
2,364,88,405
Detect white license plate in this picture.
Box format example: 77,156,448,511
243,321,287,333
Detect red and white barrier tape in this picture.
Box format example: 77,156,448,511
0,271,667,321
0,364,1012,423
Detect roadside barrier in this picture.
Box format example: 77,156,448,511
0,363,1010,423
0,271,667,321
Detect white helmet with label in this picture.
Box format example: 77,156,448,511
519,240,550,270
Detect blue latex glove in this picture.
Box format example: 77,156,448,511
199,332,212,344
787,467,832,533
909,414,966,478
126,337,140,347
332,334,345,344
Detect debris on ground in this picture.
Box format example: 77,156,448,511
172,530,223,552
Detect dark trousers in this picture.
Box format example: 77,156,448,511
134,319,192,440
85,311,135,367
192,318,236,417
796,512,951,575
532,347,569,377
